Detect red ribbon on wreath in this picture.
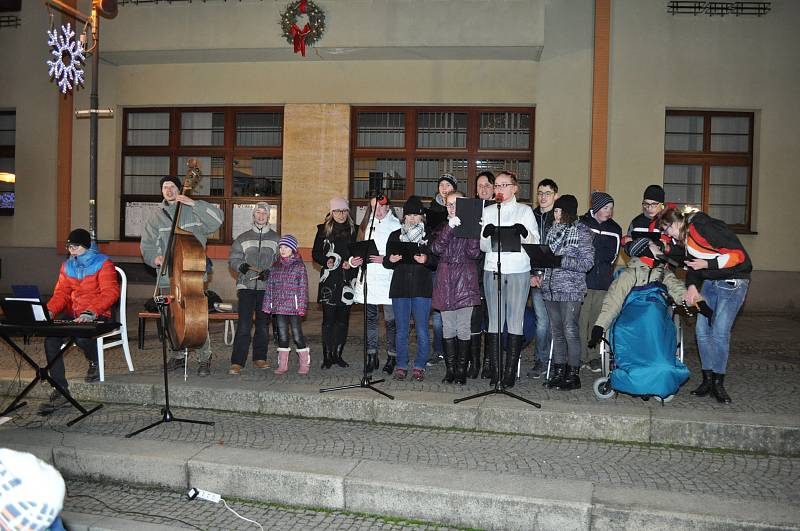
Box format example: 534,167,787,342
290,0,311,56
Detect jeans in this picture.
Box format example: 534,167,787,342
484,271,531,335
393,297,432,370
530,288,551,363
696,279,749,374
275,314,306,349
44,326,100,392
432,310,443,354
322,304,352,349
366,304,396,355
544,300,582,366
231,289,270,366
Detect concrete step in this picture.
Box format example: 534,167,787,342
1,404,798,530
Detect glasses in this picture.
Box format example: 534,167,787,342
446,202,458,209
642,201,663,209
494,182,515,189
537,191,554,197
65,243,81,250
332,209,349,214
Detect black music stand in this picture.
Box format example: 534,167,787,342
0,324,109,426
320,198,394,400
454,203,541,409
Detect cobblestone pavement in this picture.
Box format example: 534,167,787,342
64,479,461,531
2,308,798,415
8,402,800,504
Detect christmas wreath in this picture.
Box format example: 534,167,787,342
280,0,326,57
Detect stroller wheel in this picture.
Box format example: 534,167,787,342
593,377,616,400
654,395,675,404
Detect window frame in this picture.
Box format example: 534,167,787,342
350,106,535,206
664,109,754,232
120,106,283,243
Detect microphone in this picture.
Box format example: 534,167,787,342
494,193,505,203
376,192,389,206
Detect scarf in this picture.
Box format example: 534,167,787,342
400,222,426,244
546,221,580,253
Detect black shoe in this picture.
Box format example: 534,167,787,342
366,352,378,373
587,359,602,373
321,345,333,369
468,334,482,379
711,373,732,404
557,365,581,391
691,369,713,397
166,357,186,372
480,333,492,379
442,338,457,383
38,390,70,415
501,334,524,389
85,362,100,383
485,333,500,386
456,339,471,385
334,344,350,368
197,361,211,377
526,359,545,379
545,363,566,389
426,352,443,367
382,355,396,374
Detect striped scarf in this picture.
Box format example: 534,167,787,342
400,222,426,244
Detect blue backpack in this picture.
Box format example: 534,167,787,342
608,282,690,399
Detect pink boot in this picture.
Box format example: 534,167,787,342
297,348,311,375
274,348,291,375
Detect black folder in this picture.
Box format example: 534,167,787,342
523,244,561,268
489,226,522,253
386,240,425,264
454,198,488,239
349,240,380,261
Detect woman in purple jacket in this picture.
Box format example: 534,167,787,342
262,235,310,375
431,191,482,384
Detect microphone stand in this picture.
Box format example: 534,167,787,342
321,198,394,399
455,196,540,408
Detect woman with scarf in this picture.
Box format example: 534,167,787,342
39,228,120,415
312,197,358,369
384,196,438,381
535,195,595,391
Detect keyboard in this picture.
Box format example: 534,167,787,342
0,321,120,338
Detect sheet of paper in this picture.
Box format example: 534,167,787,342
32,304,47,322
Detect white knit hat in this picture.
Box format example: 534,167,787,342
0,448,66,530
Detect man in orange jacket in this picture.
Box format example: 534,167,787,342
39,228,120,415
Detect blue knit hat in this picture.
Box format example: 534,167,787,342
278,234,299,253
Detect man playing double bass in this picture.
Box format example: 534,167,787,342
140,175,224,376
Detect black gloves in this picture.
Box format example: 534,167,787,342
588,325,604,348
482,224,497,238
256,269,269,281
238,263,250,274
696,300,714,321
513,223,528,238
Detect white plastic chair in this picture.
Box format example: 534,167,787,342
96,266,134,381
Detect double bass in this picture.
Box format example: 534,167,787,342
157,159,208,349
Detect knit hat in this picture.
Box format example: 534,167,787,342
403,195,426,215
278,234,299,253
628,237,651,258
0,448,66,531
67,228,92,249
254,202,270,214
554,194,578,217
643,184,665,203
438,173,458,191
159,175,182,191
590,191,614,213
329,196,349,212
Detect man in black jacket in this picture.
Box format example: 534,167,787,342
579,191,621,372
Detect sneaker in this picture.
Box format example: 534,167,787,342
166,357,186,372
228,364,242,375
37,390,70,416
254,359,271,369
85,362,100,383
412,368,425,382
198,361,211,377
588,359,602,373
426,353,444,367
392,368,407,380
526,359,544,379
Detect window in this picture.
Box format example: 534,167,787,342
121,107,283,242
351,107,534,207
0,111,15,216
664,110,754,231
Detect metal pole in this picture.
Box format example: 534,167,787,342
88,10,99,240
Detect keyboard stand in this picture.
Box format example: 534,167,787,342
0,334,103,426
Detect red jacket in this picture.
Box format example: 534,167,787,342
47,252,120,319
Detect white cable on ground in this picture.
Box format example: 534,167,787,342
222,498,265,531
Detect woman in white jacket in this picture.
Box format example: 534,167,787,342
350,194,401,372
479,171,539,388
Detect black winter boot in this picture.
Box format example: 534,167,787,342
480,333,492,379
485,333,500,386
382,354,396,374
333,344,349,368
545,363,566,389
468,334,482,379
366,352,378,372
321,345,333,369
456,339,471,385
691,369,713,397
442,337,457,383
558,365,581,391
711,372,732,404
502,334,524,389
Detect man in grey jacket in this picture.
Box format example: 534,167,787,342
227,203,279,375
140,175,224,376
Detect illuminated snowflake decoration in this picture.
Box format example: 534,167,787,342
46,23,86,94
